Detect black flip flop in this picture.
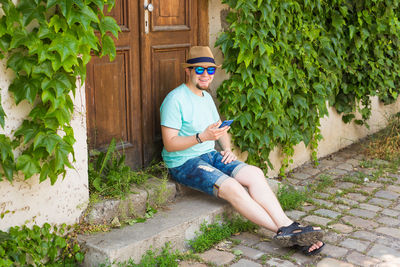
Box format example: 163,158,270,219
273,222,323,247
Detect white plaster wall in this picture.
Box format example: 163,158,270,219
0,59,89,231
208,0,400,177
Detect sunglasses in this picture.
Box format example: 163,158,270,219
190,66,216,75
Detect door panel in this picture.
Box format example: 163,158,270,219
86,0,142,167
140,0,198,165
86,0,208,168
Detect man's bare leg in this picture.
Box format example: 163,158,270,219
218,178,280,231
234,165,323,252
234,165,293,228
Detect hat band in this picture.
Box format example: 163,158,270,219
186,57,215,64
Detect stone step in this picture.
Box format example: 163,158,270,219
78,192,233,266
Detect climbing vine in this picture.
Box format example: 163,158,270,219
216,0,400,174
0,0,119,183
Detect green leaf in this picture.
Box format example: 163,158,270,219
14,120,40,145
49,15,68,33
17,0,45,26
101,34,116,60
33,132,62,154
0,135,13,162
9,76,40,104
0,95,5,128
16,154,40,179
99,16,120,38
49,32,79,62
67,5,99,30
42,72,73,97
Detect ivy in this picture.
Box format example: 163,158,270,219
216,0,400,175
0,0,120,183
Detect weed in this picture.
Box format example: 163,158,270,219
188,215,258,253
363,113,400,162
88,139,168,199
277,184,310,211
100,243,180,267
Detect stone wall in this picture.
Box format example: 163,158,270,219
208,0,400,177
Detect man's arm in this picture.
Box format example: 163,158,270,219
161,122,229,152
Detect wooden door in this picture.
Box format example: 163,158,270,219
86,1,208,168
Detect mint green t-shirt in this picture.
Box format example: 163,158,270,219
160,84,220,168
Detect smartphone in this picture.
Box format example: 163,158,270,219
219,120,234,128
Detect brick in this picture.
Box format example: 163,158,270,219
291,172,311,180
345,193,367,202
324,232,342,243
199,249,235,266
359,203,382,212
231,232,261,247
337,163,354,171
342,216,379,229
382,209,400,217
322,244,348,258
302,167,321,176
255,241,291,256
364,181,382,188
375,190,400,200
336,204,351,211
376,236,400,250
367,244,400,261
330,223,353,234
337,197,358,206
327,168,349,176
231,259,261,267
348,208,376,219
352,231,378,241
314,209,341,219
265,258,296,267
377,216,400,226
387,185,400,194
346,251,380,267
318,159,337,170
346,159,361,167
233,245,264,260
285,211,306,221
360,186,376,194
368,198,392,207
312,198,334,208
340,238,370,252
375,227,400,239
317,258,354,267
302,215,331,226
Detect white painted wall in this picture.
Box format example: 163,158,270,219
0,59,89,231
208,0,400,177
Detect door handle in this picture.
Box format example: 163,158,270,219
144,1,153,34
145,3,154,12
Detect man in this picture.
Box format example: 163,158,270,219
160,46,324,255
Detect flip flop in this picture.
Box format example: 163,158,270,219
273,222,323,247
297,242,325,256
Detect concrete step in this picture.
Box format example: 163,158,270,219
78,192,234,266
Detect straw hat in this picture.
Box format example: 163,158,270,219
182,46,221,68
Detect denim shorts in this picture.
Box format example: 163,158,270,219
168,150,247,197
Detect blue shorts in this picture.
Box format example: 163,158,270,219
168,151,247,197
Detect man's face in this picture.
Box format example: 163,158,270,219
188,66,215,90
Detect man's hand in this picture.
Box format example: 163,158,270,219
220,150,237,164
199,121,229,142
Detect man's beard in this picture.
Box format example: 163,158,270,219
196,83,209,90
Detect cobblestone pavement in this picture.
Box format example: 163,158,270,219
179,140,400,267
